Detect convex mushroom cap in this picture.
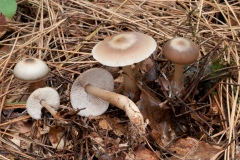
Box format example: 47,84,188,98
70,68,114,117
26,87,60,119
13,58,49,82
162,37,199,65
92,32,157,67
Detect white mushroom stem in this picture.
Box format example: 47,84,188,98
171,64,184,93
122,65,140,100
40,100,58,118
85,84,145,134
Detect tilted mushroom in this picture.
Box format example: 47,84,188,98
162,37,199,94
71,68,114,117
26,87,60,119
70,68,145,134
13,58,50,92
92,32,157,100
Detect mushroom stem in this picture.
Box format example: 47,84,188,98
122,65,140,100
29,80,46,93
171,64,184,93
85,84,145,134
40,100,58,118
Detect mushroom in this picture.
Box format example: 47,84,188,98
26,87,60,119
92,32,157,100
13,58,50,92
162,37,199,94
71,68,114,117
70,68,145,134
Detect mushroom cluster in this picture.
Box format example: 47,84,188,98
13,33,199,139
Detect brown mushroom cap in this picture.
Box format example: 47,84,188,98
70,68,114,117
92,32,157,67
162,37,199,65
13,58,50,82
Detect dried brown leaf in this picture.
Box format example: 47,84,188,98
125,145,159,160
140,58,155,73
167,137,224,160
48,126,65,150
209,95,220,115
137,83,176,146
138,58,157,82
12,120,32,135
99,119,112,130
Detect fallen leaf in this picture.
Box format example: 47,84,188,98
39,125,50,135
125,144,159,160
12,120,32,135
209,95,220,115
97,116,126,137
137,83,176,146
99,119,112,130
141,58,155,72
107,117,126,137
138,58,157,82
48,126,65,150
167,137,224,160
10,133,20,146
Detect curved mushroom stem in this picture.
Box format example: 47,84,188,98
40,100,58,118
171,64,184,94
85,84,145,135
122,65,140,101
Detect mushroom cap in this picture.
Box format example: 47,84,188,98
92,32,157,67
26,87,60,119
162,37,199,65
70,68,114,117
13,58,49,82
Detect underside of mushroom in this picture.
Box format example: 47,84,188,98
70,68,146,135
26,87,60,119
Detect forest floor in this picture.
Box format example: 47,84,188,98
0,0,240,159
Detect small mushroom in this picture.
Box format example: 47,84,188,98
92,32,157,100
13,58,50,92
70,68,145,134
162,37,199,94
26,87,60,119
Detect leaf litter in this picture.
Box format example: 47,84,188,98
0,0,240,159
